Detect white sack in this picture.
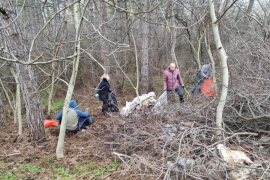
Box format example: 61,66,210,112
217,144,253,165
120,92,156,116
154,91,167,108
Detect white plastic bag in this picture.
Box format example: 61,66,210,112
120,92,156,116
154,91,167,107
217,144,253,164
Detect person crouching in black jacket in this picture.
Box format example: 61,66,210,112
95,74,111,116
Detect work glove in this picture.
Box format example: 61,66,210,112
182,85,185,89
95,94,99,98
206,76,209,79
163,89,167,92
86,108,89,111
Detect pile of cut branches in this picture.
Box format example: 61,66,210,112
89,97,270,179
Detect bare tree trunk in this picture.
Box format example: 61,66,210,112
9,63,22,135
35,0,45,26
89,1,97,87
47,63,55,116
90,61,97,87
114,38,122,94
47,6,69,116
0,78,15,121
114,5,123,95
208,0,229,136
170,1,179,68
3,35,22,134
125,1,135,84
26,0,35,35
234,6,241,23
0,94,5,126
244,0,255,24
148,3,154,92
33,0,41,29
140,0,149,94
218,0,226,15
22,2,27,41
56,0,90,158
99,1,110,74
0,0,46,141
204,27,218,95
247,0,255,14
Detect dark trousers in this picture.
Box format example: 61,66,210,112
191,75,205,94
167,86,184,103
101,98,108,112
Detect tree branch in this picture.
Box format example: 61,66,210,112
208,132,258,148
104,0,164,16
235,3,264,27
104,0,206,29
215,0,239,24
230,105,270,121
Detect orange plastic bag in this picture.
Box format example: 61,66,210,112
44,120,58,128
201,78,215,97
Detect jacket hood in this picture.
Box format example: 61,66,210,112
102,78,108,82
69,100,77,109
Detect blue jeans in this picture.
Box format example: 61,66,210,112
191,75,205,94
167,86,184,103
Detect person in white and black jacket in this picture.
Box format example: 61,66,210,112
95,74,112,116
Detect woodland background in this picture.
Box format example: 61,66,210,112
1,0,270,179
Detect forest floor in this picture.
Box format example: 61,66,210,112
1,78,270,179
0,77,165,180
0,85,140,180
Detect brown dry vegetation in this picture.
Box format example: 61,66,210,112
1,0,270,179
1,86,270,179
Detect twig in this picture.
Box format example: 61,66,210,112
0,152,20,157
207,132,258,148
113,152,132,169
163,125,193,180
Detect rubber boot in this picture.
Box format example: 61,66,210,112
180,97,184,103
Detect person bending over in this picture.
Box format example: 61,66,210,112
191,63,212,94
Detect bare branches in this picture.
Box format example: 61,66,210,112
230,105,270,121
112,152,132,169
103,0,164,16
235,3,264,27
28,0,81,64
163,128,192,180
134,12,207,29
0,53,75,65
82,49,106,71
83,16,129,47
90,98,267,179
208,132,258,148
215,0,239,24
104,0,207,29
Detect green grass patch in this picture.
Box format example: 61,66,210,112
57,167,70,177
0,159,120,180
0,161,5,166
20,163,45,175
51,100,64,110
2,171,16,180
107,160,119,170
